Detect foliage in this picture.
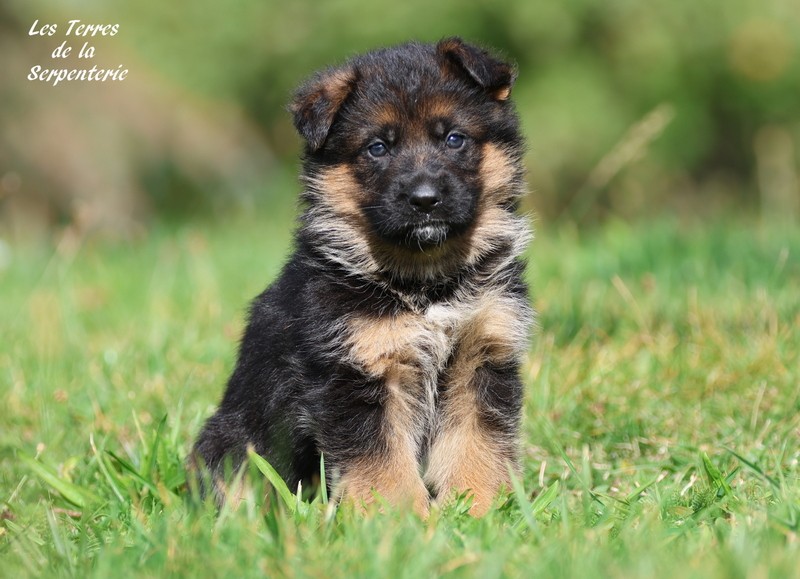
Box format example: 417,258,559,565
3,0,799,224
92,0,800,218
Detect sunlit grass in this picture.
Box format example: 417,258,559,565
1,214,798,577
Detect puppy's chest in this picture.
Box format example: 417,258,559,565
344,290,526,386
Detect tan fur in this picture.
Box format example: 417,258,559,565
323,69,356,104
420,96,456,120
290,68,355,118
345,290,527,387
289,67,356,152
450,291,528,378
492,86,512,101
314,165,368,218
454,143,529,272
423,370,513,517
426,314,521,518
463,209,530,272
337,444,429,516
372,104,402,127
479,143,519,204
425,400,512,517
345,312,450,440
346,313,427,377
423,290,529,363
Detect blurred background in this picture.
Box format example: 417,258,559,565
1,0,799,240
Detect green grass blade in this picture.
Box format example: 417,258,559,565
89,434,128,504
508,466,538,532
143,414,167,482
624,476,660,504
247,447,296,512
45,507,75,570
20,456,102,509
702,452,733,497
531,480,560,517
724,447,781,490
542,421,604,506
106,451,160,495
319,453,328,505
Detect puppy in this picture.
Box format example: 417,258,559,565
192,37,532,516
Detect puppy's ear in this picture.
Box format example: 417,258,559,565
437,37,516,101
289,66,357,152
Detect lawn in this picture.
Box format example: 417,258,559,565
1,211,798,577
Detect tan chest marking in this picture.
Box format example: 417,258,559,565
346,313,440,377
346,290,528,381
427,290,530,380
346,290,526,375
345,290,528,422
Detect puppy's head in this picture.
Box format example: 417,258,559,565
291,38,526,280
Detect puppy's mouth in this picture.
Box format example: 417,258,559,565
397,221,452,251
365,206,472,252
408,222,449,247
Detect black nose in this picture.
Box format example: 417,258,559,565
408,183,441,213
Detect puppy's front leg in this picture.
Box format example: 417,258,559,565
336,447,429,516
425,365,522,516
330,314,436,515
324,375,429,515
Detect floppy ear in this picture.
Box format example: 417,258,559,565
289,66,357,152
437,37,517,101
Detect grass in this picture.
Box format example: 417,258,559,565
1,210,799,577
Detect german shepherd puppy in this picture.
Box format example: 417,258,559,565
192,37,532,516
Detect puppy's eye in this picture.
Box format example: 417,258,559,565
367,141,388,158
445,132,465,149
